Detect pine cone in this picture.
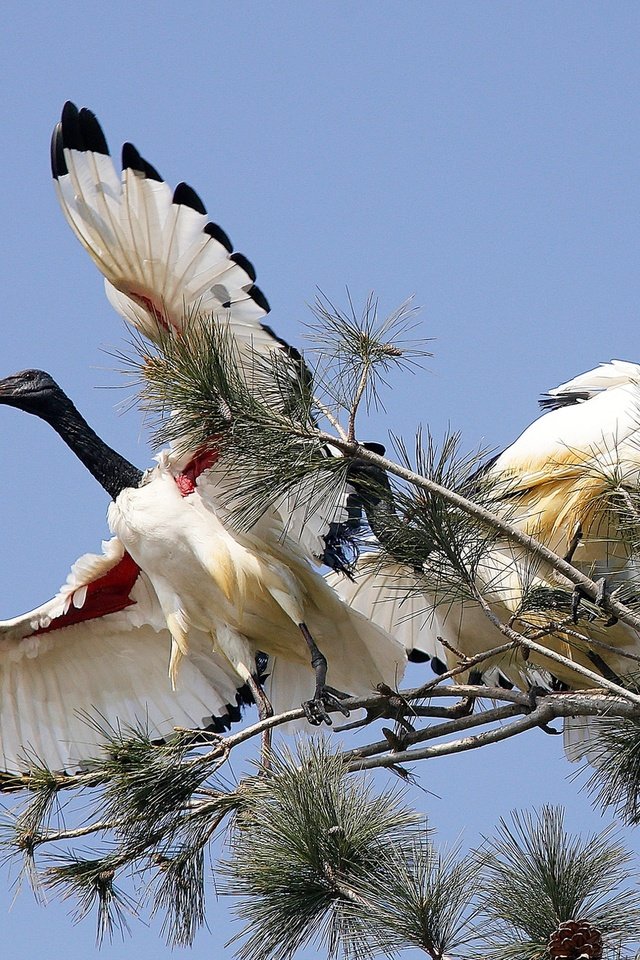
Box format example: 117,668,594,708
547,919,603,959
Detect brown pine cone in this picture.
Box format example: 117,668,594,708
547,919,603,959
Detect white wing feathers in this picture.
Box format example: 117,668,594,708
544,360,640,404
327,557,523,689
0,538,251,775
51,102,271,345
326,558,447,663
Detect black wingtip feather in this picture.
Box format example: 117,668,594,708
204,221,233,252
50,123,66,178
229,252,257,282
122,142,163,181
248,285,271,314
260,323,303,362
430,655,448,673
362,441,386,456
122,141,142,171
142,157,162,181
60,100,84,151
173,181,207,215
78,107,109,155
407,649,432,665
538,391,591,411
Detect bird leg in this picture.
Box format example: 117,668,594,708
594,577,618,626
572,577,618,626
245,673,274,767
586,650,625,686
298,622,351,726
571,586,586,623
524,684,561,736
563,522,583,563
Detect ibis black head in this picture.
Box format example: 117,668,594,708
0,368,144,499
0,369,71,420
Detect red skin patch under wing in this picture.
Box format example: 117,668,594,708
175,448,220,496
33,552,141,636
130,291,172,332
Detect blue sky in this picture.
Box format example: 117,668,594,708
1,2,640,957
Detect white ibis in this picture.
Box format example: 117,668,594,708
330,360,640,696
0,371,405,742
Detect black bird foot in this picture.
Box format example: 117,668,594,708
594,577,618,626
572,578,618,626
525,684,561,736
303,685,351,726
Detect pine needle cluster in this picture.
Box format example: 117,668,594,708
473,806,640,960
0,721,239,946
305,291,431,420
223,739,423,960
362,428,511,612
222,739,478,960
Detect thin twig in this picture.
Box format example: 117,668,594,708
537,621,640,665
347,364,370,443
313,397,348,441
476,595,640,707
19,820,117,849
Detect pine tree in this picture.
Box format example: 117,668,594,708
3,295,640,959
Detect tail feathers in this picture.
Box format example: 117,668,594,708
327,560,532,689
326,561,444,660
563,714,599,764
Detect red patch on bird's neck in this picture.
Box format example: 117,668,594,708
175,448,220,496
33,552,141,635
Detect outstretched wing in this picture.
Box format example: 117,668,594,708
50,101,380,577
51,101,277,354
0,538,252,776
325,555,522,687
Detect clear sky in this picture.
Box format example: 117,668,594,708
1,2,640,957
